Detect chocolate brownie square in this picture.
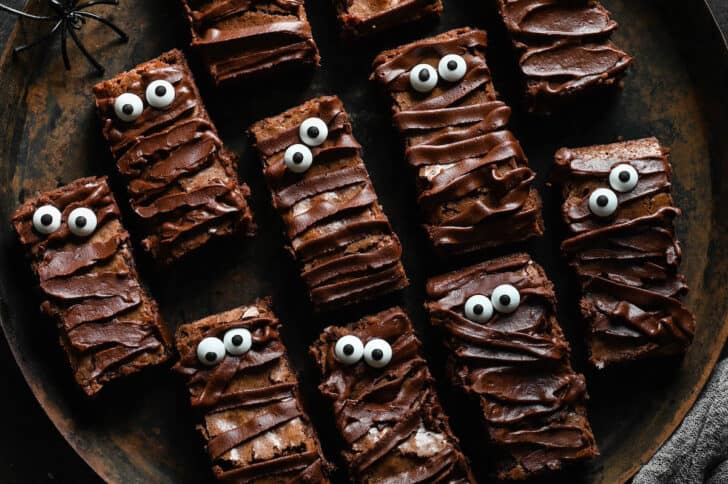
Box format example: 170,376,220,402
93,49,255,265
310,307,475,483
249,96,408,311
372,28,544,255
552,137,695,367
174,300,332,482
426,253,598,479
12,177,171,397
333,0,443,39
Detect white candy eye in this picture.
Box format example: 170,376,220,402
196,337,225,366
334,335,364,365
438,54,467,82
145,80,175,109
409,64,438,93
223,328,252,355
589,188,619,217
491,284,521,313
32,205,62,235
464,294,493,323
363,338,392,368
299,117,328,147
284,144,313,173
114,93,143,122
67,207,97,237
609,164,638,193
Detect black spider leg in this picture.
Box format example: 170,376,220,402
0,3,56,21
13,18,63,53
74,11,127,42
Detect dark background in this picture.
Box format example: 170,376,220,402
0,1,727,483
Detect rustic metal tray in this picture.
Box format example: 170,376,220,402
1,0,728,482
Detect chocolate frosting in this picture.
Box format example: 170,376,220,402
174,302,330,482
181,0,319,84
93,50,253,264
334,0,443,39
310,307,475,482
372,28,543,254
552,138,695,366
496,0,632,111
426,254,598,479
250,96,408,311
12,177,171,396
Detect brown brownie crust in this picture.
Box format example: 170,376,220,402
12,177,171,397
93,50,254,265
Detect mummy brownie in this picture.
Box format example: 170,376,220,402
426,254,598,479
174,300,332,482
310,307,475,482
552,137,696,367
93,50,254,265
249,96,408,311
12,177,171,397
372,28,544,255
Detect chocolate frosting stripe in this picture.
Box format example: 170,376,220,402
372,28,542,253
190,0,303,27
195,21,311,45
212,41,316,81
425,255,598,477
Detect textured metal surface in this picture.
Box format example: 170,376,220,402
0,0,727,483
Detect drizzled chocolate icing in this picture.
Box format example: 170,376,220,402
12,177,171,397
425,254,598,479
174,301,331,482
93,50,254,264
180,0,320,84
333,0,443,39
496,0,632,112
250,96,408,311
372,28,543,254
310,307,475,482
552,137,695,367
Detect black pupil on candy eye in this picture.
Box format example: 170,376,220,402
500,294,511,306
447,60,458,70
418,68,430,82
473,304,484,315
371,349,384,360
75,216,87,228
231,335,243,346
307,126,319,138
205,351,218,362
596,195,609,207
155,85,167,97
619,170,631,182
292,152,304,164
122,104,134,115
40,214,53,226
343,344,354,356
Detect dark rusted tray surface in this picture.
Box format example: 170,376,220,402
1,0,728,482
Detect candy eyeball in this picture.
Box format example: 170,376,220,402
284,144,313,173
145,80,175,109
334,335,364,365
114,93,144,122
409,63,438,93
438,54,467,82
588,188,618,217
223,328,252,355
67,207,98,237
609,164,639,193
363,338,392,368
299,117,328,147
197,337,225,366
464,294,494,323
32,205,62,235
491,284,521,313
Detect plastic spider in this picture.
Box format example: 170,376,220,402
0,0,128,74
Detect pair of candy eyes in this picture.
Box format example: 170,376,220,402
334,335,392,368
588,164,639,217
113,80,176,122
32,205,98,237
283,117,328,174
463,284,521,323
196,328,253,366
409,54,468,93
